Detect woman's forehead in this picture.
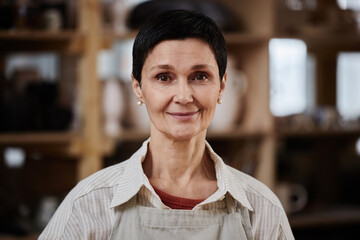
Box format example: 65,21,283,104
144,38,218,69
150,38,211,54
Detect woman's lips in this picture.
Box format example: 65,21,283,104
168,111,199,121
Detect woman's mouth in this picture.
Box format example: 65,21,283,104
167,111,199,121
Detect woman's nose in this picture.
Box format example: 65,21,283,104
173,79,193,104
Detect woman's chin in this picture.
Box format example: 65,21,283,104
150,122,208,141
165,129,206,142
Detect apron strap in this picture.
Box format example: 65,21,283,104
109,196,137,240
225,193,236,214
226,193,254,240
240,205,254,240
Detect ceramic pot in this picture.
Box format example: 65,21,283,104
124,82,150,131
103,79,125,137
210,56,247,131
276,182,308,214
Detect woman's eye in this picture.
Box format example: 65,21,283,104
193,73,208,81
156,74,171,82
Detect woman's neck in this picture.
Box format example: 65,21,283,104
143,130,217,199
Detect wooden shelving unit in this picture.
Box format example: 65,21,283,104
0,0,104,180
1,0,359,238
0,1,104,237
221,0,360,238
269,2,360,238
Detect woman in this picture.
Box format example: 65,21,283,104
40,10,294,239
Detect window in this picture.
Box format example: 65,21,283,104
337,52,360,120
269,39,313,116
6,53,59,82
337,0,360,30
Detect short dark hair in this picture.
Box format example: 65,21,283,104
132,10,227,83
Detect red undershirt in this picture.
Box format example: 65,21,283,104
152,186,205,210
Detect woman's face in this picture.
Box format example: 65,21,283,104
132,38,226,140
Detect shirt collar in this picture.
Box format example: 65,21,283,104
110,139,150,208
205,141,253,211
110,139,253,211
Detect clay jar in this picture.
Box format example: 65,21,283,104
210,56,247,131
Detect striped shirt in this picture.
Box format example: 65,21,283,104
39,139,294,239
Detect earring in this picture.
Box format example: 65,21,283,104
217,98,222,104
137,100,143,106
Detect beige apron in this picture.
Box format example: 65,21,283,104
110,194,254,239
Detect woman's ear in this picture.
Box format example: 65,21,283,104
219,71,227,99
132,74,144,102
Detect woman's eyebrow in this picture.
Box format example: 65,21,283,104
150,64,175,71
191,64,215,71
150,64,215,71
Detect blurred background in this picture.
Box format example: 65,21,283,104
0,0,360,239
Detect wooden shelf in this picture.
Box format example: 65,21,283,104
207,128,268,139
224,32,271,45
0,132,91,158
115,129,149,142
0,132,78,145
275,33,360,51
0,30,81,40
277,128,360,138
0,30,85,53
101,30,137,48
0,234,39,240
290,208,360,229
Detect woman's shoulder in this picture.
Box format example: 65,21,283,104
224,165,283,210
68,160,131,201
65,140,148,204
